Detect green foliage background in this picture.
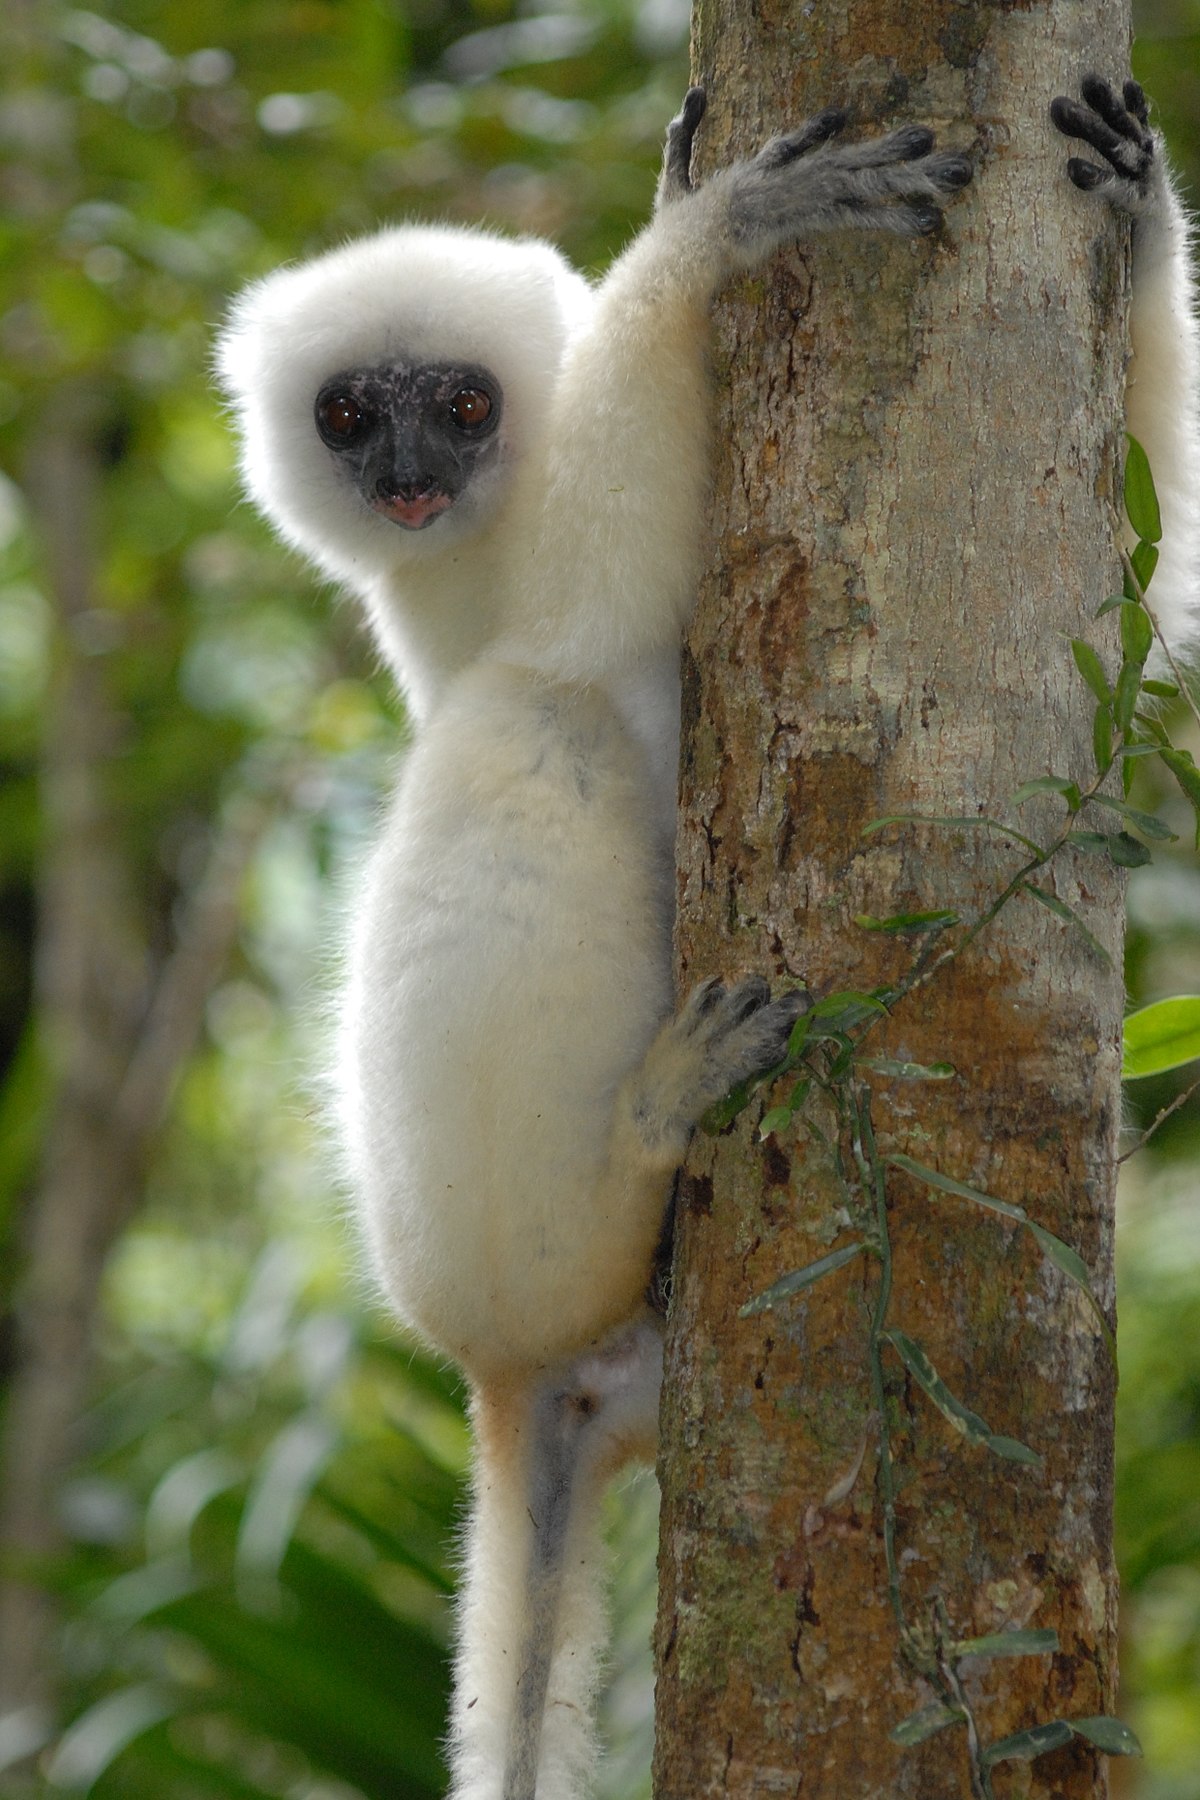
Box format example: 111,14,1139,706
0,1,1196,1796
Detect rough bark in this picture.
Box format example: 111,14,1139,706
655,5,1129,1798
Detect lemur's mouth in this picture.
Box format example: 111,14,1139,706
372,488,453,530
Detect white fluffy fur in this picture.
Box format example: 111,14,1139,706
215,90,1198,1800
1126,161,1200,655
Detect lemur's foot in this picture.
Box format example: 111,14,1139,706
631,976,809,1159
1051,75,1157,215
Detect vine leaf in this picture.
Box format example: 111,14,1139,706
861,813,1046,857
952,1628,1059,1660
982,1721,1075,1767
1124,433,1162,542
855,908,960,932
1071,1716,1143,1756
1128,537,1160,595
982,1714,1142,1768
1072,639,1111,703
1086,793,1176,841
739,1241,867,1317
1010,775,1081,811
890,1702,965,1746
857,1058,955,1081
1021,882,1113,966
887,1155,1113,1351
1122,995,1200,1077
882,1329,1040,1465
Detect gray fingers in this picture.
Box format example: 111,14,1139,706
658,85,708,207
728,120,972,252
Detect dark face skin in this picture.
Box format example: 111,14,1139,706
313,361,504,530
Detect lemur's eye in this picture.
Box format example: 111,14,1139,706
316,392,368,445
449,387,493,432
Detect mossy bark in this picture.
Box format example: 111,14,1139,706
655,4,1130,1796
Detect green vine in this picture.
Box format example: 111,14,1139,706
714,436,1200,1792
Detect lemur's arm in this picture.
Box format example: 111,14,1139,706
501,92,972,682
1052,76,1200,657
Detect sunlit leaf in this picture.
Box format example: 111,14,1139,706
1123,995,1200,1077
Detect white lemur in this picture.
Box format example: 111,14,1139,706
216,73,1195,1800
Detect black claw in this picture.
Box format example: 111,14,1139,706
912,203,943,236
934,153,974,190
1124,79,1149,127
1067,156,1110,192
726,975,771,1024
891,123,936,161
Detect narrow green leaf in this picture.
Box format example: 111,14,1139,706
1114,741,1160,759
1095,593,1133,617
1160,749,1200,839
1119,601,1154,666
44,1686,179,1789
1130,538,1159,593
855,908,960,933
1134,709,1171,745
884,1331,1037,1463
1087,793,1176,841
985,1434,1044,1466
983,1721,1075,1767
1093,701,1113,773
1028,1223,1091,1288
883,1329,991,1446
1021,883,1113,967
1011,776,1081,810
890,1702,965,1746
1124,434,1162,541
1071,1716,1143,1756
952,1629,1059,1660
740,1242,867,1317
1072,639,1111,702
861,813,1045,856
1108,831,1153,868
1114,660,1142,734
1142,678,1179,699
887,1153,1028,1222
1066,830,1117,857
810,990,888,1020
1122,995,1200,1077
859,1058,955,1081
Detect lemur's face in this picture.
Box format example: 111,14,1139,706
312,360,504,530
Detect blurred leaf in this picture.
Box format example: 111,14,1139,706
1123,995,1200,1078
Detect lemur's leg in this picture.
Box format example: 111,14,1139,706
500,1320,663,1800
1052,75,1200,658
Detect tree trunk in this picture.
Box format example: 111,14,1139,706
655,5,1130,1798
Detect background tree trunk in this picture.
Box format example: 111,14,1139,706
655,4,1130,1797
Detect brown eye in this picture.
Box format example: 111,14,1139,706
315,392,367,445
449,387,492,432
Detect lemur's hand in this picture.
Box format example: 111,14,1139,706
1050,76,1158,216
